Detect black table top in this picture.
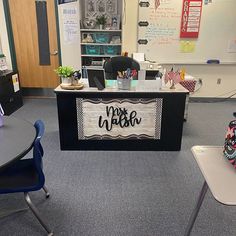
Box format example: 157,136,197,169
0,116,36,170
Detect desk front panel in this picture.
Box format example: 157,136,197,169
56,91,186,151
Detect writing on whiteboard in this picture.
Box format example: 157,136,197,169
144,4,180,46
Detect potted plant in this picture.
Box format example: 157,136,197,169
96,14,107,29
55,66,74,85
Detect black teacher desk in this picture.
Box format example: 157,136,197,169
54,80,188,151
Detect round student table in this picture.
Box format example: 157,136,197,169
0,116,36,170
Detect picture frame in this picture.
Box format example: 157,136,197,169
106,0,117,14
81,33,95,43
85,0,97,18
84,0,118,22
111,14,120,30
96,0,106,14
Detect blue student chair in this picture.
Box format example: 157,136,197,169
0,120,53,236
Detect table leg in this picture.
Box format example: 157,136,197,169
184,181,208,236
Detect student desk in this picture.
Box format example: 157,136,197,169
185,146,236,235
54,80,188,151
0,116,36,170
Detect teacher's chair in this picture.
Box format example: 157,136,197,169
0,120,53,236
103,56,140,80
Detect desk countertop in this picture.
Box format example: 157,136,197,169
192,146,236,205
54,80,189,94
0,116,36,170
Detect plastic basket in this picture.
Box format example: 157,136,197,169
94,33,110,43
104,46,119,55
85,45,100,55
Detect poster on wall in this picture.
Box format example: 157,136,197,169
180,0,203,38
61,5,80,44
76,98,163,140
58,0,77,5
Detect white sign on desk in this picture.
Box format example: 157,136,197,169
76,98,163,140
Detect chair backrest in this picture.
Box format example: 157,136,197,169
103,56,140,80
33,120,45,185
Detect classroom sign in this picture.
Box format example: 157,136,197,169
76,98,163,140
180,0,202,38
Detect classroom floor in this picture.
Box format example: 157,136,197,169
0,98,235,236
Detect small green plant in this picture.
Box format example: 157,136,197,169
54,66,74,78
96,14,107,26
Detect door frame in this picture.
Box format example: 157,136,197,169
3,0,62,72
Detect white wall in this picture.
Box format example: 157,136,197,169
122,0,236,98
163,64,236,98
1,0,235,97
0,36,2,54
0,0,12,69
122,0,138,54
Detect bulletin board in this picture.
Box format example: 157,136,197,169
137,0,236,64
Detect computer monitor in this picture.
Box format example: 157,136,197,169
87,68,106,90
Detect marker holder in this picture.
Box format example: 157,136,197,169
117,77,132,90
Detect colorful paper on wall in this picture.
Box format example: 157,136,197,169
12,74,20,92
180,41,196,53
180,0,203,38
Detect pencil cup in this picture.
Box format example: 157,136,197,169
117,77,132,90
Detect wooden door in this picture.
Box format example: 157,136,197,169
8,0,59,88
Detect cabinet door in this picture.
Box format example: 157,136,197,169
0,72,23,115
0,74,14,98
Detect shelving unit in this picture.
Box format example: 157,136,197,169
80,29,122,32
81,43,122,46
80,29,122,67
79,0,123,68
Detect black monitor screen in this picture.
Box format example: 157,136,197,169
87,69,106,88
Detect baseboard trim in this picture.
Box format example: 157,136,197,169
22,88,55,98
189,97,236,102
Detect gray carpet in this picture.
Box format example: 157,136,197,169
0,98,235,236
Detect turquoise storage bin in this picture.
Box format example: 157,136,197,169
85,45,100,55
94,33,110,43
104,45,119,55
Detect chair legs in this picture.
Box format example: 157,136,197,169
24,192,53,236
184,181,208,236
43,185,50,198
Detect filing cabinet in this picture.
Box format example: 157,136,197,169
0,70,23,115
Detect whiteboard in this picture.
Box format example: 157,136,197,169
137,0,236,64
